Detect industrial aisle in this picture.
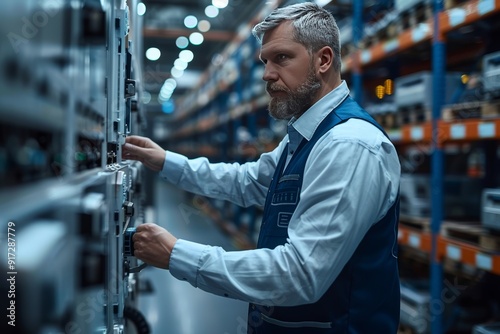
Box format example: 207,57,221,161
138,180,248,334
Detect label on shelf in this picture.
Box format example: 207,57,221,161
412,23,430,43
361,50,371,64
478,122,495,138
478,0,495,15
448,8,466,27
446,244,461,261
410,127,423,140
408,233,421,248
383,39,399,54
450,124,466,139
476,253,492,271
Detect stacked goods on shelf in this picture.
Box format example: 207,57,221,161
394,71,463,126
442,51,500,121
347,1,500,333
400,279,431,334
0,0,148,333
482,189,500,232
484,51,500,100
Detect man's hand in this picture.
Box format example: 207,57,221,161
132,223,178,269
122,135,166,172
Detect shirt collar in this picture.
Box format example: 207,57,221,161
288,80,350,141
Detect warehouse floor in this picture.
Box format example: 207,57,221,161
138,181,248,334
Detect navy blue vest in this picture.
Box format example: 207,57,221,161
248,96,400,333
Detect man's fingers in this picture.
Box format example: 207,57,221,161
135,223,155,232
125,135,149,147
122,142,144,157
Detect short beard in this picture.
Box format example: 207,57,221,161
267,67,321,120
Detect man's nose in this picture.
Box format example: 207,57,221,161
262,64,278,82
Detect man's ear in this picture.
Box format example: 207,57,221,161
316,46,334,74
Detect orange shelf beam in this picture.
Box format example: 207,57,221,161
344,0,500,69
399,225,500,275
438,118,500,143
398,226,433,252
399,122,434,143
439,0,500,34
360,21,433,67
437,236,500,275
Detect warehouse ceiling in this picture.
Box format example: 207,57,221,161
140,0,264,108
138,0,383,110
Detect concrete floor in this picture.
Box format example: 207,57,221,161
138,181,248,334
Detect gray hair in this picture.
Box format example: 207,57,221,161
252,2,341,73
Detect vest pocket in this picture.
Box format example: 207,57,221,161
261,313,332,329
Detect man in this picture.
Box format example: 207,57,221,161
123,2,401,333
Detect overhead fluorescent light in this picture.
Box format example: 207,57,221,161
314,0,331,7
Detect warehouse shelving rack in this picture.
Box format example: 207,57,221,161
0,0,150,333
344,0,500,333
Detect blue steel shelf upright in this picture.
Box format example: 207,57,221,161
430,0,445,333
351,0,364,104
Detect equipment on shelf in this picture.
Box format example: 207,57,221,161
399,174,431,218
395,71,463,115
482,188,500,231
0,0,149,333
400,173,483,220
400,279,431,334
365,100,397,129
483,51,500,99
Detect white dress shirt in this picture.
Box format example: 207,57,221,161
159,81,400,307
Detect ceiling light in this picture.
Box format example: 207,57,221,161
205,5,219,18
189,32,204,45
145,47,161,61
198,20,211,32
314,0,331,6
171,67,184,78
174,59,188,71
212,0,228,9
184,15,198,29
165,78,177,88
160,89,173,99
161,81,175,92
137,2,146,16
176,36,189,49
161,89,173,98
162,101,175,114
179,50,194,62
